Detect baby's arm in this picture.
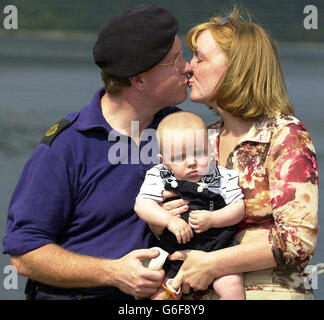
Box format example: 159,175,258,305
135,197,193,243
189,199,245,233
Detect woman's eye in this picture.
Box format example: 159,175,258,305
196,56,203,63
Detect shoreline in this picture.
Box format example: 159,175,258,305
1,30,324,50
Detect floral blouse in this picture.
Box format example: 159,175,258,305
209,115,319,270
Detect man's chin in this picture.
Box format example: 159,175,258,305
175,92,188,105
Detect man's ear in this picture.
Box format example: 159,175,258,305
129,75,144,90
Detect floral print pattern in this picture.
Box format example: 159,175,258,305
205,115,318,297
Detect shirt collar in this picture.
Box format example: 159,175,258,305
74,87,175,134
211,115,273,144
74,87,112,133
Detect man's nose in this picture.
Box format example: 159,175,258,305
183,59,193,74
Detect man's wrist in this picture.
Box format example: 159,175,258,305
99,258,119,287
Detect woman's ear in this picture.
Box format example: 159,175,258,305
129,75,144,90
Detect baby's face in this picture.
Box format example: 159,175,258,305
167,149,210,182
160,129,210,182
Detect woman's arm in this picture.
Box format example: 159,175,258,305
169,229,276,292
266,123,318,267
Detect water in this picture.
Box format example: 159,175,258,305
0,35,323,300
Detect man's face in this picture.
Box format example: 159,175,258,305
141,36,192,107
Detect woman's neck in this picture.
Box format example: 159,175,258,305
218,108,254,138
214,108,253,166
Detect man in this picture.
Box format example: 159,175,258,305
2,4,191,300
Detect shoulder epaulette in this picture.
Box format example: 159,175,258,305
40,118,72,145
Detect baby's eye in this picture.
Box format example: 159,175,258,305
172,155,184,163
195,150,206,157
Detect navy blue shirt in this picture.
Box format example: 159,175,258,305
3,88,178,294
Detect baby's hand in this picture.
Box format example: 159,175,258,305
167,216,193,244
189,210,212,233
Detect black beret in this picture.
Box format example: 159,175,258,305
93,4,178,78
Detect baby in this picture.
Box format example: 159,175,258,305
135,111,245,300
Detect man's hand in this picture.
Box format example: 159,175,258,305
167,216,193,244
111,249,165,298
189,210,213,233
161,190,189,216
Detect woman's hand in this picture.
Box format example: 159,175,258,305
161,190,189,216
168,250,215,293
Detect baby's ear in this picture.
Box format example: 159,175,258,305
158,154,169,169
157,153,163,164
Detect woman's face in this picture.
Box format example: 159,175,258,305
188,29,227,105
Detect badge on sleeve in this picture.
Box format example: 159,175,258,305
40,119,72,145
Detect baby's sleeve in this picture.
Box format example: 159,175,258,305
220,168,244,205
137,165,166,201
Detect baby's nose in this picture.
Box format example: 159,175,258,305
186,156,197,166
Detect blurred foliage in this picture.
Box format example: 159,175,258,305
0,0,323,42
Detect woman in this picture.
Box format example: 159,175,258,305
170,7,319,300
